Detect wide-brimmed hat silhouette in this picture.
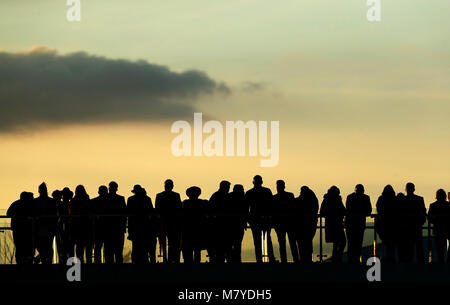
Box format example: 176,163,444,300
186,186,201,198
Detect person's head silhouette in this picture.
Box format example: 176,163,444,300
20,191,28,201
75,185,87,198
219,180,231,193
109,181,118,195
406,182,415,195
355,184,365,194
382,185,395,197
62,187,73,201
52,190,62,201
276,180,285,193
98,185,108,197
253,175,263,187
328,185,340,197
39,182,48,197
300,185,309,196
25,192,34,201
131,184,143,196
233,184,244,196
186,186,201,199
436,189,446,201
164,179,174,191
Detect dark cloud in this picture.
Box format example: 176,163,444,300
0,47,230,131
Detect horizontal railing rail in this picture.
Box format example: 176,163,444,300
0,213,438,264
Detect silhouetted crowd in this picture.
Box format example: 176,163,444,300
5,176,450,264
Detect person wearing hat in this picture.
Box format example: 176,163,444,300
127,184,156,263
181,186,208,263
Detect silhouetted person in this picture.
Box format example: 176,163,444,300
52,190,63,263
273,180,296,263
71,185,92,263
7,192,34,264
127,185,156,263
245,175,275,263
104,181,127,264
91,185,108,263
56,187,74,264
208,180,231,262
33,182,57,264
294,186,319,263
182,186,208,263
320,186,346,263
376,185,400,263
227,184,248,263
428,189,450,263
345,184,372,263
395,192,414,262
155,179,182,263
403,182,427,263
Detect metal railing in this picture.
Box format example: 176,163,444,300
0,213,436,264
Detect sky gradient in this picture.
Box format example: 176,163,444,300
0,0,449,212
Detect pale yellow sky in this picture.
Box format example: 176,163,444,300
0,122,447,211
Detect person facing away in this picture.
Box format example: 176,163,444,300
227,184,249,263
33,182,57,264
208,180,231,263
155,179,182,263
52,190,63,263
245,175,275,263
293,186,319,263
403,182,427,263
56,187,74,264
104,181,127,264
376,185,400,263
181,186,208,263
428,189,450,263
344,184,372,263
90,185,109,264
71,185,92,263
272,180,296,263
127,185,156,264
7,191,35,264
320,186,346,263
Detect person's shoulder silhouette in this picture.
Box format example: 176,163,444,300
156,179,182,214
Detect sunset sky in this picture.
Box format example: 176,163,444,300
0,0,449,213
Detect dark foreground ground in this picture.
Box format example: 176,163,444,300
1,262,450,283
1,263,449,302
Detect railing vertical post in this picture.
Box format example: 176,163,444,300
92,215,96,264
373,215,377,258
319,216,323,263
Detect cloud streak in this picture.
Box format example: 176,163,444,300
0,47,229,131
